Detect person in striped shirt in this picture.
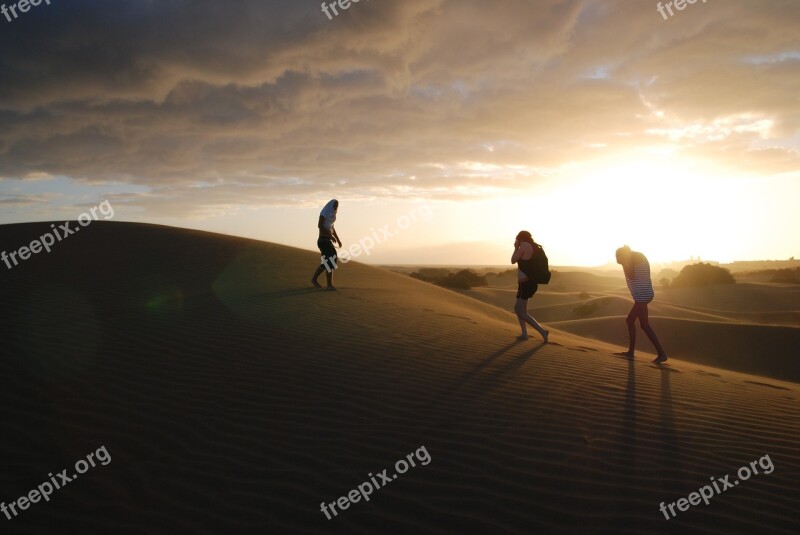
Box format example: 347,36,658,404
615,246,668,363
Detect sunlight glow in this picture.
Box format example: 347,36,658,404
473,152,782,266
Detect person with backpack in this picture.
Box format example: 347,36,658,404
311,199,342,290
511,231,549,342
615,245,668,363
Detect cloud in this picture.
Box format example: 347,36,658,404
0,0,798,217
0,193,54,206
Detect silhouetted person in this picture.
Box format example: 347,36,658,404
615,245,668,363
311,199,342,290
511,231,548,342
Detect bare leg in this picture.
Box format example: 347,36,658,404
311,264,325,288
638,304,667,362
615,304,638,358
524,312,548,342
514,298,528,338
326,268,335,290
515,298,548,341
319,256,336,290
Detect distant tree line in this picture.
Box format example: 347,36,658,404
662,262,735,288
410,268,488,289
768,268,800,284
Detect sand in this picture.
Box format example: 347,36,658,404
466,279,800,382
1,221,798,534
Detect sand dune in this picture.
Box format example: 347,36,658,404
467,288,754,324
547,317,800,383
544,270,625,293
1,222,799,534
658,283,800,313
466,280,800,382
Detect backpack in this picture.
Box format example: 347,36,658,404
521,243,551,284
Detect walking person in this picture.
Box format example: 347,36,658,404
615,245,668,363
311,199,342,290
512,231,549,342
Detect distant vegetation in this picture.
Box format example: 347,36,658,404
723,258,799,273
671,262,735,287
484,269,518,287
410,268,488,290
770,268,800,284
728,266,800,284
484,268,560,288
573,301,599,317
573,296,611,317
656,268,679,286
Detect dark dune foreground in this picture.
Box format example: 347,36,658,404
1,222,799,534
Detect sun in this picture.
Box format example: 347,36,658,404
484,152,756,266
558,155,753,264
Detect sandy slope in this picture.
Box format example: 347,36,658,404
1,222,799,534
466,282,800,382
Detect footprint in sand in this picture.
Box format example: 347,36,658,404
744,380,790,391
695,370,721,378
652,365,680,372
438,314,474,323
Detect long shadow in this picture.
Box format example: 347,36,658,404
428,340,521,402
600,359,641,532
588,359,646,533
659,368,678,451
460,344,546,400
658,366,683,495
624,359,637,447
419,341,544,434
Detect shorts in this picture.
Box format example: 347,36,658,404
317,237,338,268
516,280,538,299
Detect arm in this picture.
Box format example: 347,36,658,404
511,240,522,264
331,227,342,247
512,241,533,264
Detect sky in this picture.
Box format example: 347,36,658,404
1,0,799,266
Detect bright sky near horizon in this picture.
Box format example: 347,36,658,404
1,1,798,266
